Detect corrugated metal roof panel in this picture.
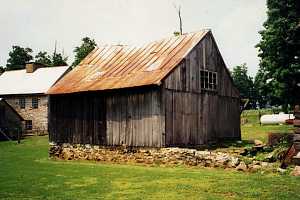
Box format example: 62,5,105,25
48,30,209,94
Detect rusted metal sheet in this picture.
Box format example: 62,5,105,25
47,30,210,94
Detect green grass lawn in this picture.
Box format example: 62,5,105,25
0,135,300,200
0,110,299,200
241,109,294,142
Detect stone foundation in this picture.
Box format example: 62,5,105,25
49,143,279,172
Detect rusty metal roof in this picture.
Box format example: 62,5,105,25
48,30,210,94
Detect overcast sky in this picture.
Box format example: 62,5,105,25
0,0,267,76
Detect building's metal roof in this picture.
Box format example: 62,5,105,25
48,30,210,94
0,66,69,95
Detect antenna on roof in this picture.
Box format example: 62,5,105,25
173,3,183,35
54,40,57,56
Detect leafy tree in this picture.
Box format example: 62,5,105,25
35,51,68,67
256,0,300,110
232,63,257,108
6,46,33,70
0,66,4,75
52,52,68,66
72,37,97,67
254,68,269,107
254,68,285,108
35,51,52,66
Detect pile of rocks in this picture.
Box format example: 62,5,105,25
49,143,274,172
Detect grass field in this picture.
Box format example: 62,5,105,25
241,109,294,142
0,110,299,200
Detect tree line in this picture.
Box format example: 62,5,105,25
232,0,299,111
0,37,97,73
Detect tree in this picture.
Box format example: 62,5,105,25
35,51,52,66
6,46,33,70
52,52,68,66
254,68,269,107
256,0,300,110
232,63,257,108
0,66,4,75
35,51,68,67
72,37,97,67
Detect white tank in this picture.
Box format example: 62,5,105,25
260,112,295,125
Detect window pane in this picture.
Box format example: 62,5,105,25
19,98,25,109
32,97,38,109
200,70,217,91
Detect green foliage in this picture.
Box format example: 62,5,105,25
6,46,33,70
1,136,300,199
255,0,300,108
35,51,68,67
0,66,4,74
231,63,257,108
35,51,52,66
52,52,68,66
72,37,97,67
6,45,68,71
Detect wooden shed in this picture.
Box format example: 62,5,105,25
48,30,241,147
0,98,24,140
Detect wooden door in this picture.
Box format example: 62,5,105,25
165,90,174,146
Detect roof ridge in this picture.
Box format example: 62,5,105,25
94,30,210,50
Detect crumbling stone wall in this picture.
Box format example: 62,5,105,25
4,95,48,134
49,144,276,172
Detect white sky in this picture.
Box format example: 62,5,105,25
0,0,267,76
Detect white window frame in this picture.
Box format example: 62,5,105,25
200,70,217,91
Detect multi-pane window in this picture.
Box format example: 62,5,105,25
25,120,32,130
19,98,25,109
32,97,38,109
200,70,217,91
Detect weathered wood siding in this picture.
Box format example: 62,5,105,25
163,32,240,146
49,88,165,147
106,88,165,147
0,100,24,140
49,93,106,145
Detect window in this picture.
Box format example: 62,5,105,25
19,98,26,109
25,120,32,130
32,97,38,109
200,70,217,91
